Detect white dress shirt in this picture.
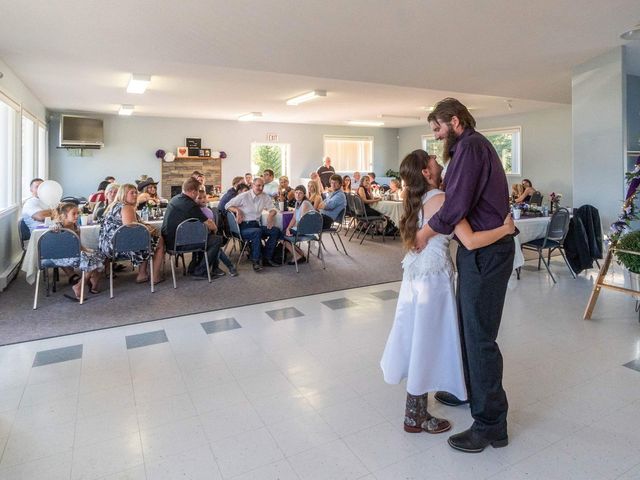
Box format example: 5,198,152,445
262,181,279,197
226,190,275,223
21,196,49,231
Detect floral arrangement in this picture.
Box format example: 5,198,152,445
549,192,562,204
609,156,640,245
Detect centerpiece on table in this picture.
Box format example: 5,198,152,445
549,192,562,214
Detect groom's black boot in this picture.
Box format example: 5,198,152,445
434,391,469,407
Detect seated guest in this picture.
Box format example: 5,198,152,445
162,182,230,279
514,179,536,203
388,178,403,201
307,180,323,210
284,185,315,264
51,202,105,300
136,178,166,207
244,172,253,187
309,171,325,194
92,183,119,223
21,178,53,231
278,175,296,208
357,175,383,216
192,170,205,185
105,176,116,183
262,169,279,197
352,171,362,189
368,171,379,186
98,184,165,284
218,176,245,212
88,180,110,204
161,178,224,279
342,175,352,194
319,175,347,229
226,177,282,272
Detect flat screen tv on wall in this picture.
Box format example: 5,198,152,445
59,115,104,148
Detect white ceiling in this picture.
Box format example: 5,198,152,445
0,0,639,127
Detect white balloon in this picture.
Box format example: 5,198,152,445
164,152,175,162
37,180,63,207
211,151,221,159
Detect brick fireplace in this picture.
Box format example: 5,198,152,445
160,156,222,199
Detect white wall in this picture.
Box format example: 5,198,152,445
49,115,400,197
572,47,625,227
398,106,573,205
0,58,47,289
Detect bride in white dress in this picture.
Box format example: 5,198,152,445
380,150,514,434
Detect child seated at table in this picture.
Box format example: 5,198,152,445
195,189,238,276
51,202,105,300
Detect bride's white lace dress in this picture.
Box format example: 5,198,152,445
380,189,467,399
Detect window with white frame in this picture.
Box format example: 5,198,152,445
21,113,36,201
0,95,18,211
38,122,48,179
421,126,521,175
250,142,290,178
323,135,373,172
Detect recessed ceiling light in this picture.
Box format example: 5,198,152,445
127,74,151,94
238,112,263,122
348,120,384,127
621,23,640,40
118,105,134,116
286,90,327,106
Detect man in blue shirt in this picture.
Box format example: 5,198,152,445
319,174,347,229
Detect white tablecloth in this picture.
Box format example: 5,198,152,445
260,211,292,231
375,200,403,226
22,221,163,285
513,217,551,269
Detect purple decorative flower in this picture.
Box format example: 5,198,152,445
625,177,640,201
155,149,166,159
220,151,227,159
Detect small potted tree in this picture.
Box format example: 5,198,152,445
615,230,640,292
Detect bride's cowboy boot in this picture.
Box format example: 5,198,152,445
404,393,452,434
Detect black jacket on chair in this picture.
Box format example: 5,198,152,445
575,205,603,261
563,217,593,274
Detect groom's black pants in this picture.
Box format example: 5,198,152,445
456,236,514,438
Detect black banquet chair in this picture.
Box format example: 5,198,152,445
166,218,211,287
282,210,325,273
33,228,84,309
320,208,348,256
226,210,251,268
108,224,154,298
521,207,575,284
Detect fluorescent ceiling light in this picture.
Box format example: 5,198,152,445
127,74,151,94
621,23,640,40
286,90,326,106
378,114,421,120
118,104,134,116
348,120,384,127
238,112,263,122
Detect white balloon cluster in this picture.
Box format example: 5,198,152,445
37,180,63,207
211,151,221,159
164,152,175,162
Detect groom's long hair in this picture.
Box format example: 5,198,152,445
399,149,431,251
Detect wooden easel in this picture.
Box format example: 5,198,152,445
584,246,640,319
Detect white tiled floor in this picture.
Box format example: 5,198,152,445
0,260,639,479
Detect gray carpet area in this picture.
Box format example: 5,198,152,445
0,235,404,345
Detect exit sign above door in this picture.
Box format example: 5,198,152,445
266,133,279,142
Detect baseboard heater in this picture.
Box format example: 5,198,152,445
0,255,22,292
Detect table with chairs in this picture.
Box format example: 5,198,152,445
374,200,403,228
22,220,163,285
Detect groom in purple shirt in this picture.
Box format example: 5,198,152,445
415,98,515,453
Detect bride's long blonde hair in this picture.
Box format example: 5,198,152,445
399,150,431,251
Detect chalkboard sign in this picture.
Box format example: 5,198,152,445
186,138,201,148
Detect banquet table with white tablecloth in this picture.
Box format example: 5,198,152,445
375,200,403,226
22,221,163,285
513,216,551,269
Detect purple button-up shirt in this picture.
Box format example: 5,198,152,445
428,128,509,235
